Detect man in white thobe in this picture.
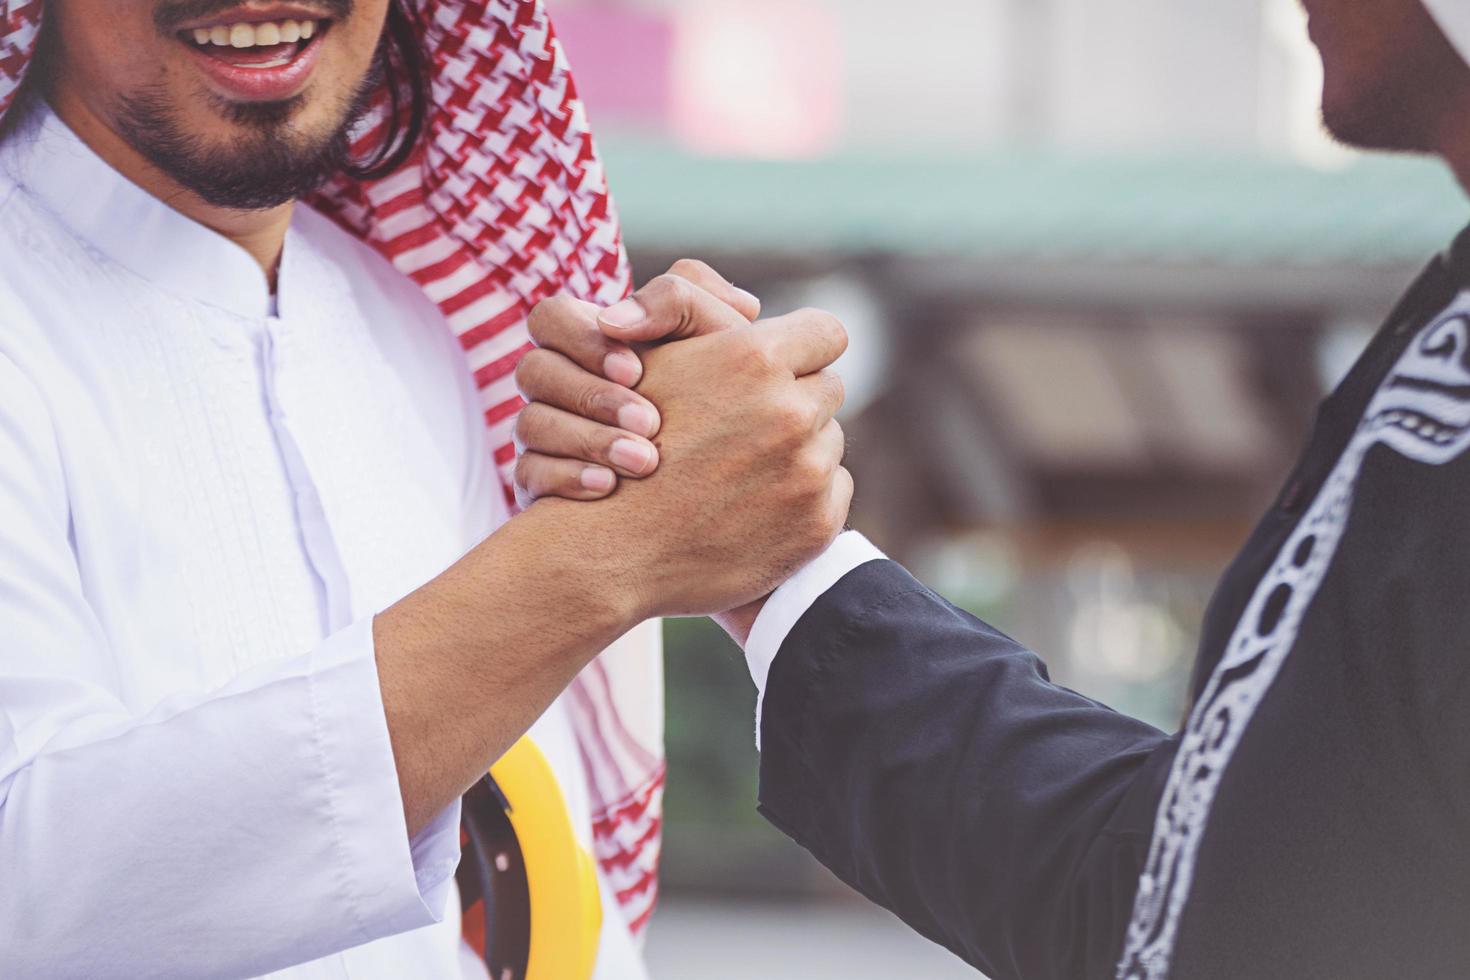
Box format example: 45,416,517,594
0,0,855,976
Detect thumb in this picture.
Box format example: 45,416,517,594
598,272,758,343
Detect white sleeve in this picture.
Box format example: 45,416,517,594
743,531,887,743
0,355,459,977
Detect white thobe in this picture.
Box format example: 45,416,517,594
0,109,645,979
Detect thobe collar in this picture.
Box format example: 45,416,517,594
1,104,279,320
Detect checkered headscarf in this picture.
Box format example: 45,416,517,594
0,0,664,942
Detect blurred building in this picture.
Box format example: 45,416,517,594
549,0,1470,925
557,0,1334,156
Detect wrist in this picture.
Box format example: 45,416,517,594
517,496,655,632
374,494,651,834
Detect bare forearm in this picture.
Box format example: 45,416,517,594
374,500,639,835
375,288,856,836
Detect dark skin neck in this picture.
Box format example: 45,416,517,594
1430,50,1470,196
46,85,292,291
1442,124,1470,198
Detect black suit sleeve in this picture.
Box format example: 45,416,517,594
756,560,1180,980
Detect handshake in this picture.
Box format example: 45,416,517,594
510,259,854,637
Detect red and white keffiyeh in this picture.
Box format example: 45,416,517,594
0,0,665,939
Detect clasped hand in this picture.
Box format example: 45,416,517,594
513,260,853,626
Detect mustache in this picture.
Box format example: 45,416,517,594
154,0,354,33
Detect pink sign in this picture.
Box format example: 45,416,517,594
553,7,676,132
671,0,844,158
556,0,844,159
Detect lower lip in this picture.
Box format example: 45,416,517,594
183,33,325,102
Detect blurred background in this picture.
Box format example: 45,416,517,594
549,0,1470,975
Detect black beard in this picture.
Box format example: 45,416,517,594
112,66,379,212
1321,70,1443,157
1319,18,1470,158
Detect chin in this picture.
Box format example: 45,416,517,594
1320,104,1384,152
1322,111,1430,155
1319,77,1436,154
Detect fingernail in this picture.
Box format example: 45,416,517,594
600,298,647,330
617,402,659,437
603,351,643,387
581,466,616,492
609,438,655,474
734,285,761,308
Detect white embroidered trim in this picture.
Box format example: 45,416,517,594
1117,293,1470,979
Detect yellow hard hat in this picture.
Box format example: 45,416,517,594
463,736,602,980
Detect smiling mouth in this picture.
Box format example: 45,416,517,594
170,9,338,104
180,16,329,70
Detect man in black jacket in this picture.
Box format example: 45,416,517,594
515,1,1470,977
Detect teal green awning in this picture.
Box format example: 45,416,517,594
599,138,1470,268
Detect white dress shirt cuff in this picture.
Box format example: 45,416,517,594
745,531,887,745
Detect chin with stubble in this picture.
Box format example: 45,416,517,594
1306,0,1470,156
21,0,395,211
112,68,379,212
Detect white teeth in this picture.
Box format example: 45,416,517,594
194,19,320,48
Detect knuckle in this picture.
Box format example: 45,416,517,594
644,273,703,335
673,258,734,298
574,383,613,422
661,274,693,304
831,483,854,532
838,465,855,498
513,403,547,445
780,395,819,435
526,301,551,342
791,451,831,492
513,349,545,394
797,307,848,348
651,272,695,307
513,453,538,492
833,467,855,509
527,294,572,343
579,425,612,464
668,258,713,281
825,370,847,407
728,326,761,356
767,402,801,439
744,333,783,375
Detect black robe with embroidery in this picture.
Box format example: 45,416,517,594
756,229,1470,980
